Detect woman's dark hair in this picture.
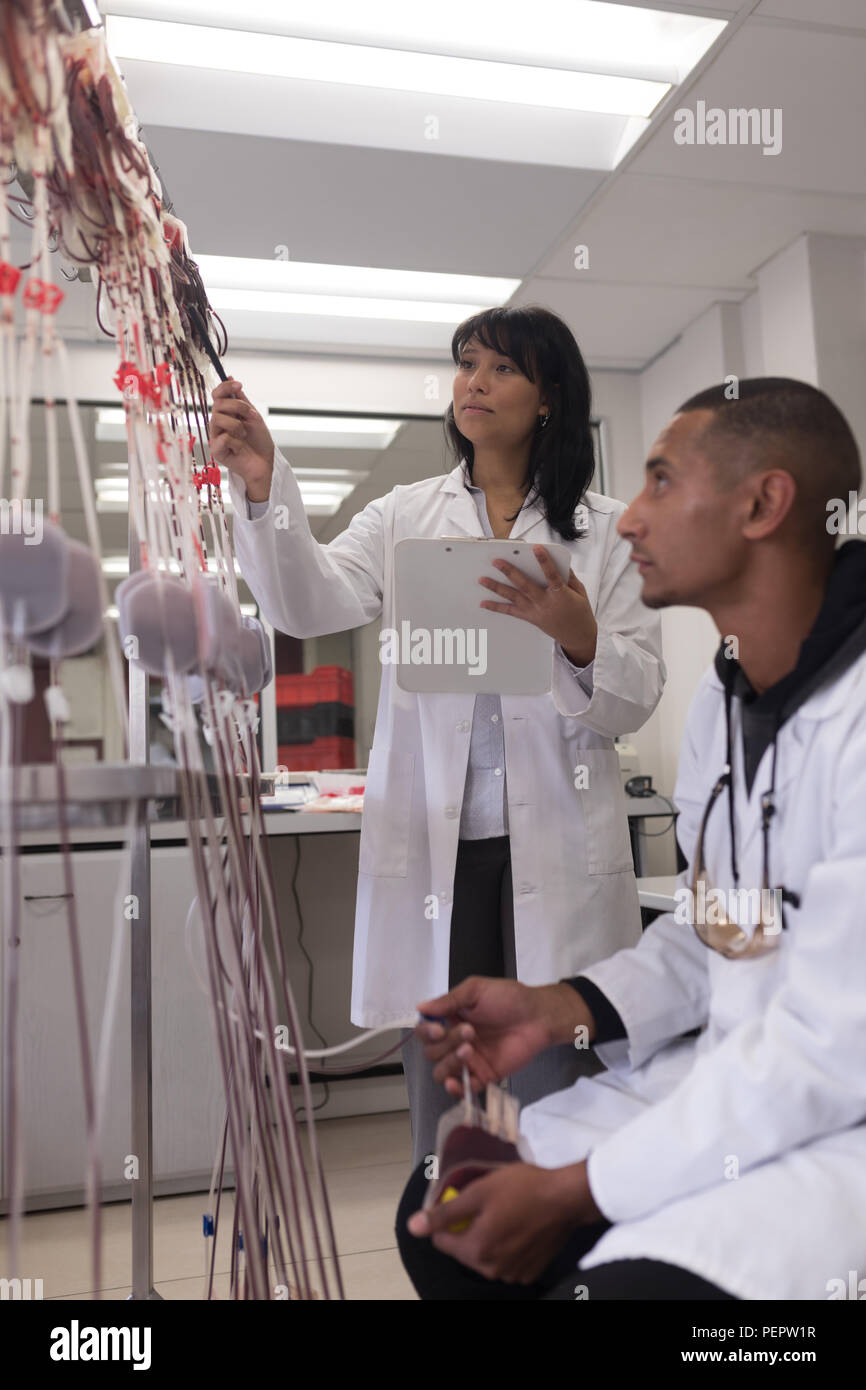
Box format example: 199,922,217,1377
444,304,595,541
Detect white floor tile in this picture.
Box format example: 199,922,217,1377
0,1114,416,1301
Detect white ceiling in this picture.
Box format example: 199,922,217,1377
12,0,866,591
94,0,866,371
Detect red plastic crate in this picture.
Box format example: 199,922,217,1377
275,665,354,708
277,736,356,771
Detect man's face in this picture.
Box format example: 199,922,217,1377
618,410,751,610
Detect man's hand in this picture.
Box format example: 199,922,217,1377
417,976,594,1097
209,378,275,502
478,545,598,668
406,1161,603,1284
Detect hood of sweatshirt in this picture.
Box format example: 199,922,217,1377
713,539,866,792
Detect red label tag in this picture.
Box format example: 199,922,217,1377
113,360,142,398
0,262,22,296
22,278,65,313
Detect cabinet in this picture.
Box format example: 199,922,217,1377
1,820,405,1211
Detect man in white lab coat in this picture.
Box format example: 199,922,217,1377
399,377,866,1301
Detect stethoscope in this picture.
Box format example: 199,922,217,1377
690,669,801,958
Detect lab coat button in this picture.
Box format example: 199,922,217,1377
444,806,458,818
456,720,470,732
491,714,500,723
494,767,503,776
439,891,451,903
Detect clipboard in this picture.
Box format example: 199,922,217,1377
392,537,573,694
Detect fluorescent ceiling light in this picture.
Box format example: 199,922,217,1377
207,288,484,324
95,409,394,456
194,257,520,306
104,3,723,85
268,414,399,450
96,466,367,517
93,405,397,458
96,478,238,514
96,474,226,512
96,408,127,442
197,256,513,330
106,601,258,617
98,406,400,438
102,555,242,576
105,15,670,117
271,417,395,435
103,556,134,575
293,468,370,477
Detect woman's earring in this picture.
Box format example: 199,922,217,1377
539,413,550,429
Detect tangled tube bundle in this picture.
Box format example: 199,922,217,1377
0,0,403,1300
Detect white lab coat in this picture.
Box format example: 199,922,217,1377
229,449,665,1026
521,650,866,1300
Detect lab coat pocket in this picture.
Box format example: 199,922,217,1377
358,747,415,878
579,748,634,875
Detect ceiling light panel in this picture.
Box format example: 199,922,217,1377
102,4,725,170
104,3,724,85
105,15,673,117
194,257,520,305
191,257,516,349
207,289,485,324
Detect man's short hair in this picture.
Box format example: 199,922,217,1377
677,378,861,541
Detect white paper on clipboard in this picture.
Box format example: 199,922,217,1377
391,537,572,694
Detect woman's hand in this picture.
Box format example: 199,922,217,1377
479,545,598,668
209,378,275,503
417,976,591,1096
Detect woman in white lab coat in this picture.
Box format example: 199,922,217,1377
212,305,665,1163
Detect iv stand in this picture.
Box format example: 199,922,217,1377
8,524,270,1298
127,511,159,1299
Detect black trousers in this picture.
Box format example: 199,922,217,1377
396,1162,736,1301
401,836,602,1167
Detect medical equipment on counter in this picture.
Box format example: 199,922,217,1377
625,774,656,798
614,738,640,781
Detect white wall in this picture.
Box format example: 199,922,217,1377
69,229,866,796
632,303,745,800
754,235,819,381
596,231,866,821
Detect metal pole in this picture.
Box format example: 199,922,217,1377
127,520,161,1299
260,616,278,775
